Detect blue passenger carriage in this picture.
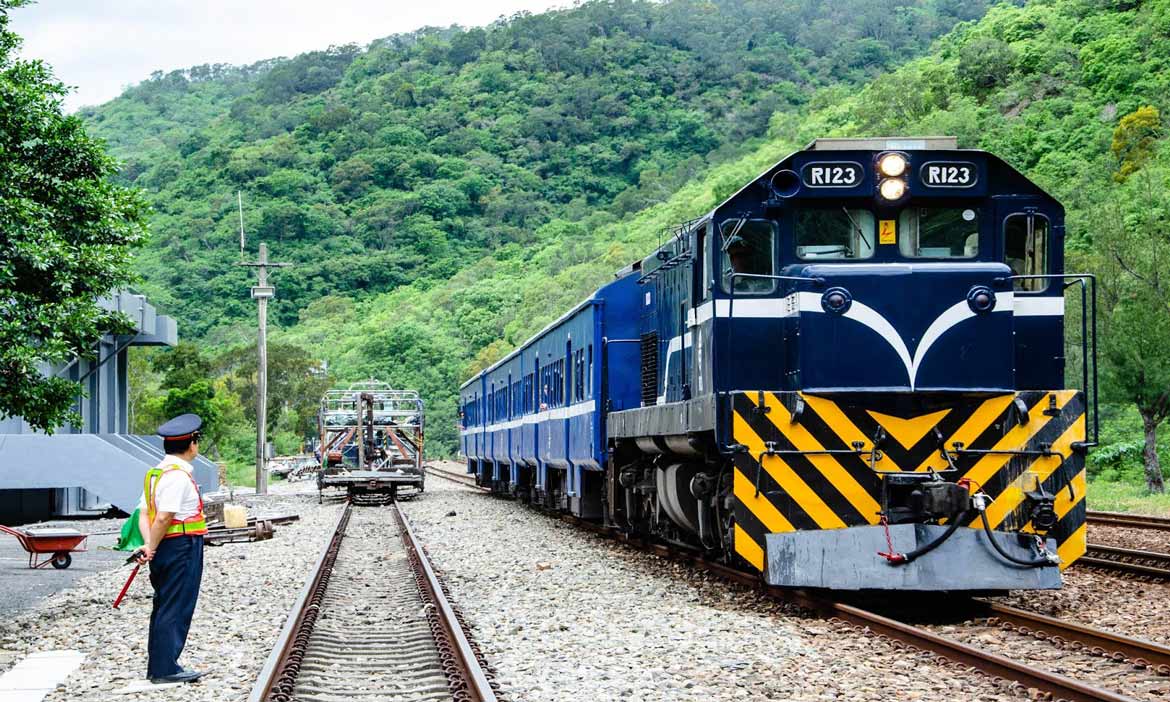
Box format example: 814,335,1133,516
461,137,1095,592
459,273,640,517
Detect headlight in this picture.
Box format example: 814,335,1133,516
878,178,906,200
877,152,908,177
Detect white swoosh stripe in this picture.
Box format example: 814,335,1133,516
655,289,1064,400
800,291,1014,389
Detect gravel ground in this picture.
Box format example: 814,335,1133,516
405,480,1019,702
1089,524,1170,553
0,482,344,700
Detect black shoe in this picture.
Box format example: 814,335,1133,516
150,669,203,684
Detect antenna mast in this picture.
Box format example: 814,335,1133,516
238,190,246,258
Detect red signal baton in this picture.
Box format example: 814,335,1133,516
113,553,143,609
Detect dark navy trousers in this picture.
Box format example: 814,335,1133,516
147,535,204,678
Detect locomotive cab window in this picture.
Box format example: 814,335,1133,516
1005,213,1049,291
720,219,776,294
794,208,875,260
898,207,979,258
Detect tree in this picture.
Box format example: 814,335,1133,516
1111,106,1162,182
150,341,213,390
1093,161,1170,493
217,342,330,435
0,0,147,432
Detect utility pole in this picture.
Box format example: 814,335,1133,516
239,242,290,495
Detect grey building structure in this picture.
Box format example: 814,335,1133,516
0,291,220,523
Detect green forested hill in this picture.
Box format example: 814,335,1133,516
84,0,996,457
85,0,993,344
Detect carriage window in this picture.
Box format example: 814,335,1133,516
1005,214,1049,291
720,219,776,294
794,209,875,260
898,208,979,258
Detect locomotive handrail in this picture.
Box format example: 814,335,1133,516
993,273,1098,449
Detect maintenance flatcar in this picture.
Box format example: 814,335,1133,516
459,137,1096,591
318,381,426,502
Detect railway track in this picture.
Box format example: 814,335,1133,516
1087,510,1170,532
249,501,497,702
1080,543,1170,581
427,464,489,492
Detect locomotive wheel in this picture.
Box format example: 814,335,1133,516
51,552,72,569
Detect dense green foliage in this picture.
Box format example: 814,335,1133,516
85,0,994,453
84,0,994,338
0,0,148,432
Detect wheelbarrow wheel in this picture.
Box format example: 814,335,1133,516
51,552,72,569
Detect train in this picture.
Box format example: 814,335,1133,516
317,381,426,501
459,136,1096,591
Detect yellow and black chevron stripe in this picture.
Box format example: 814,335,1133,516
730,390,1087,574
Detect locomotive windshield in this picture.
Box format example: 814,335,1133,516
898,207,979,258
794,208,875,260
720,219,775,294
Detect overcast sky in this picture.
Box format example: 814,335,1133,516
12,0,567,112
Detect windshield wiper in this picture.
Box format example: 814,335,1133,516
841,207,870,256
721,217,748,252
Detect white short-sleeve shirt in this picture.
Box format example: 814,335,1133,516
136,455,202,521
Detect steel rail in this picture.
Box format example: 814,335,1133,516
979,601,1170,675
249,502,352,702
1080,543,1170,580
562,515,1141,702
249,500,496,702
395,503,498,702
1087,510,1170,532
428,464,491,492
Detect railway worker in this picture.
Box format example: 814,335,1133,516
134,413,208,685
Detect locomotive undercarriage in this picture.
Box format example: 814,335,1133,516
607,433,738,559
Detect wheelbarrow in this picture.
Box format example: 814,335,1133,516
0,524,88,569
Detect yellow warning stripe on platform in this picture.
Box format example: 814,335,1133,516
914,394,1016,472
980,415,1085,529
957,391,1075,491
733,410,847,530
734,522,765,571
733,467,795,534
750,393,882,523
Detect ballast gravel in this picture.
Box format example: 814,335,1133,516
407,477,1018,702
0,483,344,701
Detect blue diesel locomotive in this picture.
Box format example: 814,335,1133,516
460,137,1095,591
